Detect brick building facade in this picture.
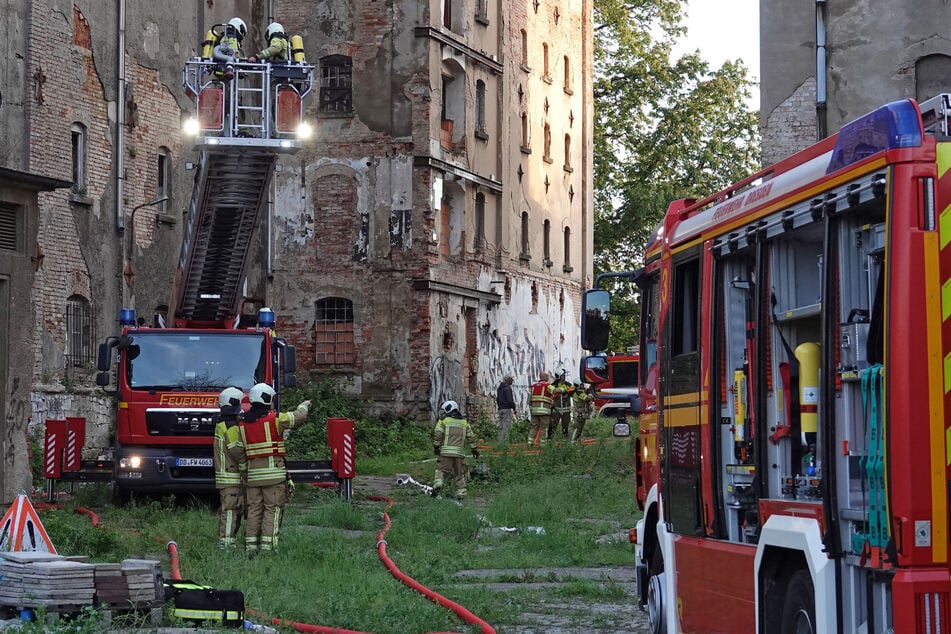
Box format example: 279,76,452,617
760,0,951,164
0,0,592,496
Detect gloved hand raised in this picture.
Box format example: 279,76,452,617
294,400,312,423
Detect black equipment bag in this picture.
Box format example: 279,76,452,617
164,579,245,627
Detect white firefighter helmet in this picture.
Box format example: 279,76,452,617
218,386,244,408
249,382,276,405
227,17,247,40
441,400,459,415
265,22,285,41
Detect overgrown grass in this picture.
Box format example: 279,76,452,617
28,393,639,633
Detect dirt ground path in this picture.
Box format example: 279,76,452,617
355,475,650,633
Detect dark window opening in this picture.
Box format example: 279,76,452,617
315,297,355,365
319,55,353,114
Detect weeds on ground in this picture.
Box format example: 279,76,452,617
30,386,639,633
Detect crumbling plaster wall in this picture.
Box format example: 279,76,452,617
24,1,249,467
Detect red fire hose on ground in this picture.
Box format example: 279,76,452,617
368,494,495,634
161,489,495,634
38,481,494,633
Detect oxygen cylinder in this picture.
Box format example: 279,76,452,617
201,30,216,59
794,342,821,446
733,368,747,461
291,35,306,63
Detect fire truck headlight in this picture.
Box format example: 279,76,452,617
119,456,142,470
183,117,201,136
296,121,313,140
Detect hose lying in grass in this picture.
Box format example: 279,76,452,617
368,494,496,634
56,489,495,633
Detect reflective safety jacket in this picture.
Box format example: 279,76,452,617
256,34,289,61
551,380,573,413
213,415,245,489
572,388,594,418
433,415,476,458
530,381,554,415
239,411,297,487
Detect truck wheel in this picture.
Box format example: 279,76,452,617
646,554,666,634
112,484,132,507
780,569,815,634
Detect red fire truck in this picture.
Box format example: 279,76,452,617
88,55,353,501
582,351,640,417
581,94,951,633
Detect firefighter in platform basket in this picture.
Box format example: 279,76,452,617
214,387,247,550
201,17,247,80
238,383,310,554
247,22,306,64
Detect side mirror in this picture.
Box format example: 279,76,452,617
581,289,611,352
97,340,116,372
580,355,609,385
95,371,111,387
629,394,642,416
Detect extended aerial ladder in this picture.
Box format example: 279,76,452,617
58,56,355,502
173,59,315,327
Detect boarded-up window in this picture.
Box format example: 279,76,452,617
314,297,355,365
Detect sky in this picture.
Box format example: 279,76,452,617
673,0,760,107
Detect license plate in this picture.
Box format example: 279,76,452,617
118,471,143,479
175,458,212,467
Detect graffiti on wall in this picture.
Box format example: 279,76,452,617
429,354,464,417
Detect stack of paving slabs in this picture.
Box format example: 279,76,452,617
120,559,163,606
0,551,95,609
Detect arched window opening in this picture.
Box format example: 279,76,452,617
543,219,551,266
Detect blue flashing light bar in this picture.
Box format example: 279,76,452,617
258,307,276,329
119,308,137,326
826,99,923,174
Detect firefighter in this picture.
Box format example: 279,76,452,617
571,383,594,442
528,371,554,445
548,368,573,438
214,387,246,550
248,22,290,63
211,17,247,80
238,383,311,554
432,400,478,500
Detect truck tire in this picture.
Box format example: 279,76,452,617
112,483,132,507
780,569,815,634
646,553,666,634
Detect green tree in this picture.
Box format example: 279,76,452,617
593,0,760,350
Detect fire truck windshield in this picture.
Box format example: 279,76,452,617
124,332,267,391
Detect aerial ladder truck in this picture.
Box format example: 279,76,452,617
58,52,355,502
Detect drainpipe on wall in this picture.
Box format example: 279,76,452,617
117,0,128,306
815,0,827,140
265,0,275,282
